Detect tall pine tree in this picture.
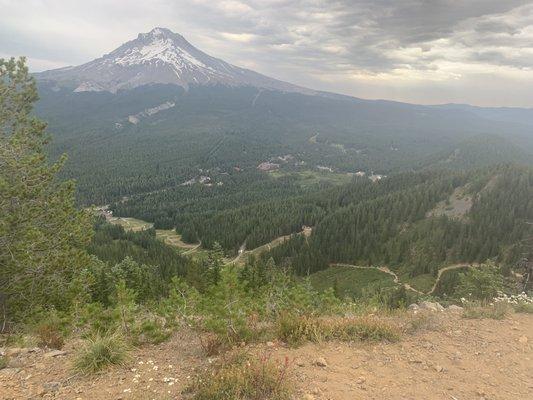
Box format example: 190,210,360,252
0,58,92,325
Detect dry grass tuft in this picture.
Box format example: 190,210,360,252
0,355,7,370
35,323,64,349
276,314,401,346
462,302,509,320
403,312,442,334
189,352,292,400
199,332,226,356
74,333,130,374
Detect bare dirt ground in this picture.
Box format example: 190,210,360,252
1,312,531,400
1,329,207,400
276,312,533,400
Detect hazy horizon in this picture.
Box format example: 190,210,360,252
2,0,533,107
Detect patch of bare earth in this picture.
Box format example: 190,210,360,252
1,328,207,400
271,313,533,400
1,313,532,400
427,187,473,220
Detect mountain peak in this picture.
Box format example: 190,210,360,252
109,27,203,71
138,27,183,41
35,29,311,94
148,27,173,36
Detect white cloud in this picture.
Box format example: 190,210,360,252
220,32,257,43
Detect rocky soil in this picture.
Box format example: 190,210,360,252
1,311,532,400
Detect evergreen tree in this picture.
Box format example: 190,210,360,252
0,58,92,324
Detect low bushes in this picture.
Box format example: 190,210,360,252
513,302,533,314
493,292,533,314
462,291,533,318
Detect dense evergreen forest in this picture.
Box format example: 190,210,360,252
35,83,533,206
32,80,533,289
265,165,533,278
110,161,533,284
89,218,191,281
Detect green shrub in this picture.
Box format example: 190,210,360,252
132,319,171,345
368,285,419,310
455,264,505,302
76,303,118,335
30,309,71,349
189,353,292,400
74,333,130,374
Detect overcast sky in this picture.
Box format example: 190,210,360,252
1,0,533,107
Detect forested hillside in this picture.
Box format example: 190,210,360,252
36,83,533,206
265,165,533,278
418,134,533,171
110,161,533,287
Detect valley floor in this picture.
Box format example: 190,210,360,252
1,312,532,400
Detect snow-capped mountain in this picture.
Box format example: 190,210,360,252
36,27,311,94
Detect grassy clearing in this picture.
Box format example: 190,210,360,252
462,302,509,320
108,217,201,253
188,352,292,400
74,333,130,374
276,314,401,346
309,266,396,298
108,217,153,232
427,186,472,220
401,273,435,294
269,170,352,188
156,229,200,250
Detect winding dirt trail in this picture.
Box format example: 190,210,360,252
427,263,476,294
330,262,477,295
224,242,247,265
182,242,202,255
330,263,424,294
229,226,313,266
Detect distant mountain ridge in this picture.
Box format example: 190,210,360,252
31,28,533,206
35,27,312,94
419,134,533,171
